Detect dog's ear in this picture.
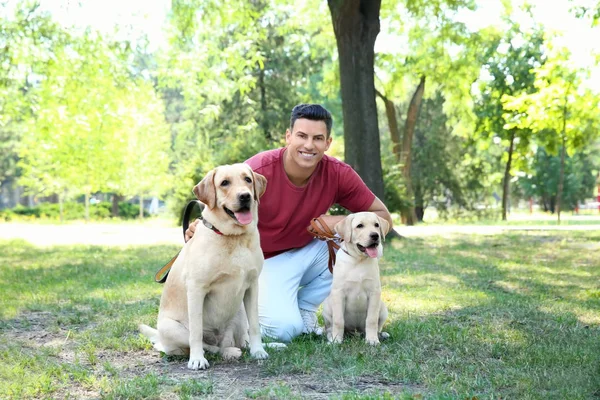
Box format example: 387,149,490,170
334,215,354,242
251,168,267,202
193,169,217,209
377,216,390,242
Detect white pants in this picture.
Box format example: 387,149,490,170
258,239,333,342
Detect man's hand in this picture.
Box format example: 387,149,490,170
315,215,346,233
316,196,393,235
185,219,200,242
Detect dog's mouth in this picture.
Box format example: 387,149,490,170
356,243,379,258
224,206,253,225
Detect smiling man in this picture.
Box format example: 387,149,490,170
186,104,392,342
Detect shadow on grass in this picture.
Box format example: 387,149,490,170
0,239,178,333
1,233,599,399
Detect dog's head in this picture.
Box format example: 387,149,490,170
193,163,267,231
334,212,390,259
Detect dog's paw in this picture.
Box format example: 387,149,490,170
327,333,343,344
264,342,287,350
188,356,210,370
366,336,380,346
379,332,390,341
250,347,269,360
221,347,242,360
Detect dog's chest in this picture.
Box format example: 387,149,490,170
336,263,380,302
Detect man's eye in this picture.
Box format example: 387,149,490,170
357,224,364,228
221,180,230,187
245,177,252,184
375,223,379,228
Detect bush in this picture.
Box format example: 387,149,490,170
0,201,148,221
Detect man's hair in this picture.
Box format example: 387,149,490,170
289,104,333,137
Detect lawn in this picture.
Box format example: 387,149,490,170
0,230,598,399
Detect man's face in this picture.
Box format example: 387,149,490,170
285,118,332,170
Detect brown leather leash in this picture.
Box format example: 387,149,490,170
154,200,204,283
307,217,342,274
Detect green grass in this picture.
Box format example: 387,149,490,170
1,230,599,399
416,209,600,226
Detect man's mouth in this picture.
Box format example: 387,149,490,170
224,206,253,225
356,243,379,258
298,151,316,159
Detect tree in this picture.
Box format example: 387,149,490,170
503,47,600,223
18,27,172,220
570,0,600,25
164,0,339,216
517,145,600,212
375,0,481,224
474,23,545,221
327,0,384,199
411,93,467,221
0,1,65,190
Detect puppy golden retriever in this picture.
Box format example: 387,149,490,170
139,163,269,370
322,212,391,345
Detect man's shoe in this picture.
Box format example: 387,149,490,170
300,308,324,335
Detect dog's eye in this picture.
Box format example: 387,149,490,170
357,224,364,228
245,177,252,184
374,223,379,228
220,180,230,187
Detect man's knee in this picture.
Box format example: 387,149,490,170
260,315,304,343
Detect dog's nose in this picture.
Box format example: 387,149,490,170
238,192,251,203
370,232,379,241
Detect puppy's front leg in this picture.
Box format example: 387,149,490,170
365,291,382,345
187,286,210,370
329,289,345,344
244,281,268,359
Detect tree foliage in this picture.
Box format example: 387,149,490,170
1,0,599,225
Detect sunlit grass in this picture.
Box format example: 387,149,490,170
0,230,598,399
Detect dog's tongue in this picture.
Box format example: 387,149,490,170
234,211,253,225
365,246,378,258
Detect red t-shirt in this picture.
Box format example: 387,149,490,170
246,148,376,259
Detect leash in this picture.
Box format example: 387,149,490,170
154,200,204,283
307,217,342,274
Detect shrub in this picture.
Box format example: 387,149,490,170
0,201,148,221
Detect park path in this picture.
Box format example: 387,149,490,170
0,220,598,247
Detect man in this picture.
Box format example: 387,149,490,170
186,104,393,342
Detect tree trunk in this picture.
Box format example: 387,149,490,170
400,76,425,226
84,192,90,221
112,194,123,218
258,64,270,140
59,191,64,222
502,130,516,221
139,195,144,219
556,136,566,224
328,0,384,199
375,89,401,162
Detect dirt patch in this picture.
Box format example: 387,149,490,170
2,311,420,399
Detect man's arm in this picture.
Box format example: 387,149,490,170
318,196,393,234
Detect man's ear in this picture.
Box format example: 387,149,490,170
377,216,390,242
334,215,354,243
193,169,217,209
251,169,267,202
325,135,332,151
285,128,292,145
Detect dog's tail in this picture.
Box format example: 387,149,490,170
138,324,165,352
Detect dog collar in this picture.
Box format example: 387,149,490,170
200,217,223,235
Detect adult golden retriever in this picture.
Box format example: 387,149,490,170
322,212,390,345
140,163,269,370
